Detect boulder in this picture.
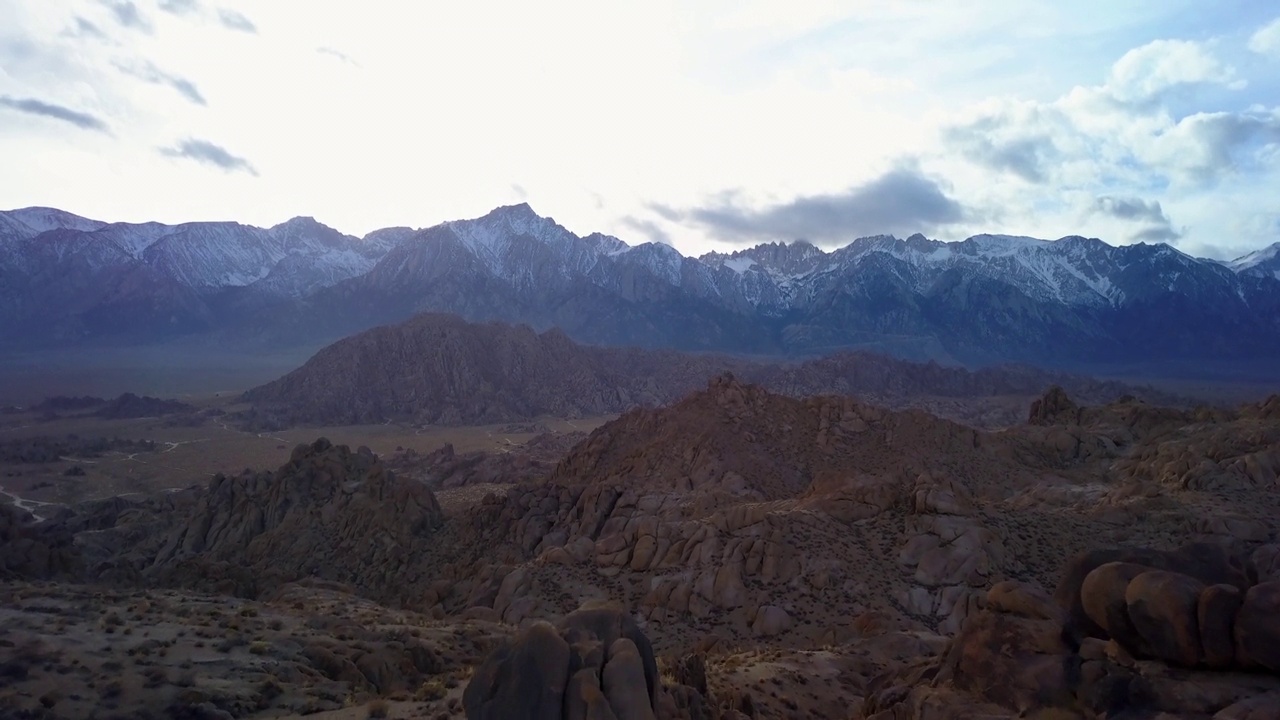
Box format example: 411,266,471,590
751,606,792,637
1124,570,1205,667
602,639,656,720
1080,562,1151,651
1198,584,1243,669
1251,544,1280,583
464,622,571,720
465,604,663,720
1057,543,1251,641
1235,581,1280,672
934,584,1075,713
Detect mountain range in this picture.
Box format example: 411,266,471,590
3,203,1279,377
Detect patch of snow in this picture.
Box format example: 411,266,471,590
1228,242,1280,272
723,256,757,274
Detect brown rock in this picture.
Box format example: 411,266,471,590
602,639,656,720
1251,544,1280,583
935,604,1073,712
565,669,617,720
1214,692,1280,719
751,605,792,637
1080,562,1151,651
1124,570,1205,667
986,580,1061,621
1028,386,1081,425
464,621,571,720
1198,584,1243,669
1236,581,1280,672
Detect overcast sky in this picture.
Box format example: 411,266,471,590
1,1,1278,259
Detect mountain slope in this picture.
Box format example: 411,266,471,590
241,313,1185,428
2,204,1279,375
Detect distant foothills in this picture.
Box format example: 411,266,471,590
2,204,1278,379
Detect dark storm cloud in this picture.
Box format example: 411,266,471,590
619,216,674,246
1091,195,1169,224
1090,195,1180,243
158,0,199,15
159,138,257,175
1130,224,1181,243
651,167,967,244
944,118,1057,183
115,61,207,105
217,8,257,33
0,96,110,133
99,0,152,32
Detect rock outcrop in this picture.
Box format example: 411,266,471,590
464,604,664,720
144,438,443,601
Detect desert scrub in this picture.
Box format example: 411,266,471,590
367,698,390,718
415,677,447,701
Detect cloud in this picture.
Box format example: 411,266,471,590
1130,225,1181,243
157,0,199,14
317,47,360,67
98,0,152,33
318,47,360,66
944,116,1057,183
1149,111,1280,181
64,17,108,40
159,138,257,175
1106,39,1240,103
0,96,110,133
1091,195,1180,243
653,166,967,244
1091,195,1168,224
114,61,207,105
619,216,673,246
216,8,256,33
1249,17,1280,58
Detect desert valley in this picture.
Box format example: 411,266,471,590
5,3,1280,717
2,296,1280,719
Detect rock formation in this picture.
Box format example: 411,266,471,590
242,313,1185,428
144,438,443,601
464,604,663,720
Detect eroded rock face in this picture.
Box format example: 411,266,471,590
0,504,76,579
1028,385,1081,426
463,605,662,720
146,438,443,601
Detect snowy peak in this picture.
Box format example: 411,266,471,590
4,206,106,234
1229,242,1280,280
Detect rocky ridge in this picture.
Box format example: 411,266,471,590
242,313,1186,429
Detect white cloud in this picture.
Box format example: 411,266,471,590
1248,17,1280,57
0,1,1277,260
1106,39,1240,103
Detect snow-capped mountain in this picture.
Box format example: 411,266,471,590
1229,242,1280,281
1,203,1278,376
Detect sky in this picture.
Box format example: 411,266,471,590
1,1,1278,260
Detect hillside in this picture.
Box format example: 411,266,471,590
241,313,1186,428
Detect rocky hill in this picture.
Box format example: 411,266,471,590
3,381,1279,719
241,313,1184,429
